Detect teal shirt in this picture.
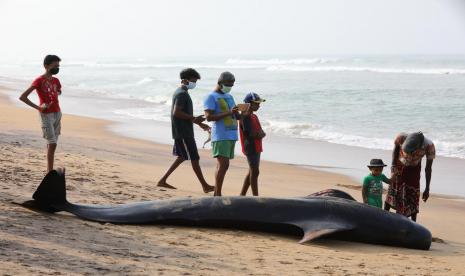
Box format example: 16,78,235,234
362,174,389,208
203,91,238,142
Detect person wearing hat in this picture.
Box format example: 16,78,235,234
385,132,436,221
239,92,266,196
362,159,391,208
204,71,240,196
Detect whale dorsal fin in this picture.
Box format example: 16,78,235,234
306,189,356,201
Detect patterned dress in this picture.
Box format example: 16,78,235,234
385,133,435,217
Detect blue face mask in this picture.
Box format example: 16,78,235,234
221,85,232,93
186,81,196,90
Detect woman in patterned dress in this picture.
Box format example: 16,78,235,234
384,132,435,221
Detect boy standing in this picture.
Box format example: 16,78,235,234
19,55,62,172
362,159,391,208
204,72,239,196
157,68,214,193
239,92,266,196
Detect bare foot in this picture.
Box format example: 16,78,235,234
203,185,215,193
157,182,177,189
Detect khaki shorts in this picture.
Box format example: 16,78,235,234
40,111,62,144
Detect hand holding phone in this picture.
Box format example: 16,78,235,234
236,103,250,112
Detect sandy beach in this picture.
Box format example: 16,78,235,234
1,82,465,275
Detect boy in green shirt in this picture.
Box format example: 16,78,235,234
362,159,391,208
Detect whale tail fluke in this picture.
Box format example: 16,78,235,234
25,168,67,212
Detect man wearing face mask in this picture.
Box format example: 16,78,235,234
384,131,436,221
19,55,63,173
157,68,214,193
204,71,240,196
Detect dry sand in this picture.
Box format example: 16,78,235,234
1,85,465,275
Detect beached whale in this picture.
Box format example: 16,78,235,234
22,169,432,250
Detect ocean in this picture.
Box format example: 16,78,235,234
1,55,465,196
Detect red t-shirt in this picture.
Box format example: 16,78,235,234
31,75,61,113
239,114,263,155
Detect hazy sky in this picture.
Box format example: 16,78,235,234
1,0,465,59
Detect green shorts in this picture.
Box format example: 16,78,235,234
212,140,236,159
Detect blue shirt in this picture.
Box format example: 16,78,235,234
204,91,238,142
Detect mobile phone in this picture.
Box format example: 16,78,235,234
236,103,250,112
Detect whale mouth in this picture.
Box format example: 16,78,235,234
404,224,432,250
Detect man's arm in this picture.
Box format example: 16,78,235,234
57,79,62,95
241,116,266,138
256,129,266,139
250,128,266,139
392,144,400,166
19,86,42,111
391,143,401,175
197,122,211,131
241,116,254,138
173,104,204,124
423,159,433,202
204,107,238,122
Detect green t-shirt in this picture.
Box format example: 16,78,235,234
362,173,389,208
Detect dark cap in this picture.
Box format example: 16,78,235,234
402,132,424,154
244,92,266,103
367,159,387,168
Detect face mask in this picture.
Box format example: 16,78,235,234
221,85,232,93
50,67,59,75
186,81,196,90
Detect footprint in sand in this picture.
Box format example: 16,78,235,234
70,177,92,182
279,261,293,265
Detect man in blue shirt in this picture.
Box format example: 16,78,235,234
204,72,239,196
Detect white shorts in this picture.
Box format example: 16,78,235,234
40,111,62,144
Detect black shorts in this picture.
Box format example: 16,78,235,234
173,137,200,161
246,152,261,167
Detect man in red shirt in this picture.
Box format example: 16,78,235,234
239,92,266,196
19,55,62,172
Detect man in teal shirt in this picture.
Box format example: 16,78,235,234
204,71,239,196
362,159,391,208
